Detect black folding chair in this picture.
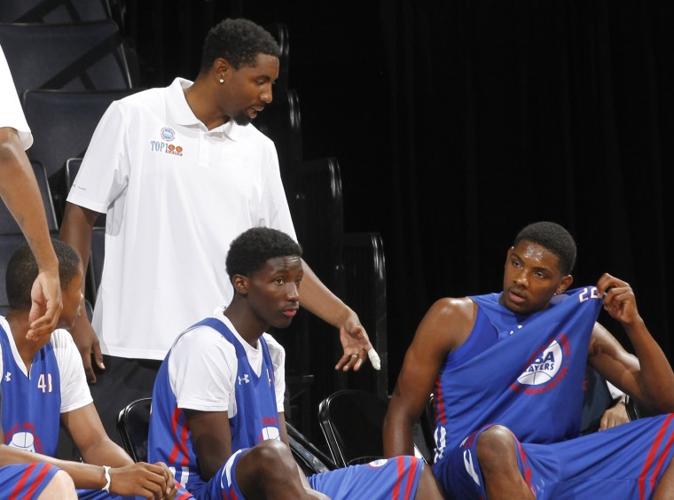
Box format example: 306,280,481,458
117,397,152,462
318,389,430,467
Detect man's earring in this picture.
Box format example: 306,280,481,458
219,78,225,84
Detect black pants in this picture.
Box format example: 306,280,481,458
57,354,162,459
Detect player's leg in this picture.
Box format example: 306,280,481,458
226,440,325,499
0,463,76,499
414,464,444,499
477,425,535,500
38,469,77,499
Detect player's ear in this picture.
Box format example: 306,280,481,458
232,274,250,295
557,274,574,295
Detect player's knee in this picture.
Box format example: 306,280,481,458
248,440,296,478
477,425,518,472
39,469,76,500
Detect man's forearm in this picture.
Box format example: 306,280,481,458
79,437,134,468
625,318,674,411
0,130,58,272
298,260,352,327
0,444,108,490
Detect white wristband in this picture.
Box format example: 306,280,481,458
102,465,112,493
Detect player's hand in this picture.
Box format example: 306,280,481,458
335,310,381,372
596,273,641,327
599,399,629,430
71,307,105,383
109,462,175,499
27,268,62,341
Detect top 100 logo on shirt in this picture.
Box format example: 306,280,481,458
150,127,184,156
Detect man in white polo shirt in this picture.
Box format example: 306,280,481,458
0,44,62,341
60,18,377,442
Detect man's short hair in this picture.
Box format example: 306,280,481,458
5,240,81,310
226,227,302,278
201,18,280,71
513,221,577,275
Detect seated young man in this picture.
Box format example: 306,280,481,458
0,241,180,499
148,227,442,499
383,221,674,499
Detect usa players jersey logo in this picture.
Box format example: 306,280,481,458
511,333,571,394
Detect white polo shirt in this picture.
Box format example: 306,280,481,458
0,44,32,149
67,78,296,360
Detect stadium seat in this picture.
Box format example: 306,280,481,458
0,0,111,23
343,232,388,398
117,397,151,462
286,421,336,475
22,89,139,218
255,89,302,178
23,89,138,178
318,389,431,467
0,161,58,235
0,233,28,309
0,20,132,96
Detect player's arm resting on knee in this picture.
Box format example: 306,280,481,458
298,259,379,372
0,127,62,339
590,273,674,414
60,203,105,382
383,298,469,456
186,410,233,480
61,404,176,497
599,382,629,430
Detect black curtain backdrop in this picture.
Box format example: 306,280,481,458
127,0,674,390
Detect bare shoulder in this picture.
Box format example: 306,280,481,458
416,297,476,352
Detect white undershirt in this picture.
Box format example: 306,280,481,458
0,317,93,413
168,309,285,418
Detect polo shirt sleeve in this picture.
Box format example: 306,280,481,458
66,100,129,214
169,328,236,413
51,330,94,413
260,141,297,241
262,334,286,411
0,45,32,150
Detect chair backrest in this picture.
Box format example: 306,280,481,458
117,397,152,462
0,20,132,96
318,389,389,467
286,421,335,475
0,162,57,235
343,232,388,398
23,89,139,178
0,0,111,23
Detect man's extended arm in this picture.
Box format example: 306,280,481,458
60,202,105,382
0,127,61,339
383,298,470,457
590,273,674,413
298,259,379,371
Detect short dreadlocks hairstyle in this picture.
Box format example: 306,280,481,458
201,18,280,71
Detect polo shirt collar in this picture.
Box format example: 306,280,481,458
166,77,244,141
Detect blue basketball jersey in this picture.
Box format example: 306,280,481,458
149,318,279,496
432,286,603,461
0,322,61,457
